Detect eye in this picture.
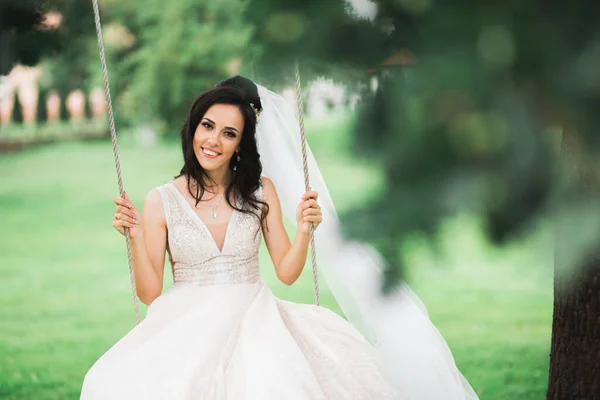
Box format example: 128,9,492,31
202,122,213,129
223,130,237,138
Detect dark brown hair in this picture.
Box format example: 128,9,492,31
177,76,268,223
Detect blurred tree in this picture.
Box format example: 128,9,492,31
117,0,254,133
5,0,256,133
0,0,60,75
0,0,102,125
40,0,136,127
247,0,385,86
247,0,600,397
360,5,599,398
549,126,600,399
41,0,100,94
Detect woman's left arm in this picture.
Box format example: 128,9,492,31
261,177,323,286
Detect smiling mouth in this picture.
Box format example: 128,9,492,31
201,147,221,158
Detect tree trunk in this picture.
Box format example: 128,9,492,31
547,127,600,399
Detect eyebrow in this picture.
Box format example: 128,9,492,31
202,117,240,133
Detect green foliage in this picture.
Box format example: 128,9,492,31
116,0,254,133
39,0,256,133
247,0,385,86
0,0,61,75
42,0,98,93
245,0,600,286
350,2,600,286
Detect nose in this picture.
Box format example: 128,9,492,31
206,130,220,146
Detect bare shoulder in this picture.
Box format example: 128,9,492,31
170,176,187,192
261,176,278,202
143,187,166,224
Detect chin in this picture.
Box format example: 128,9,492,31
195,157,225,172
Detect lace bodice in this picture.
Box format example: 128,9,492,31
156,182,262,286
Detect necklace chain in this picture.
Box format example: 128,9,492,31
205,194,223,219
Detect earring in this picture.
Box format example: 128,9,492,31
233,152,241,172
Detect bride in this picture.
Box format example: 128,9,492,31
81,76,478,399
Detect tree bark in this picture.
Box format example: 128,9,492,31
547,127,600,400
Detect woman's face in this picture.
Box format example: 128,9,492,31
193,104,244,173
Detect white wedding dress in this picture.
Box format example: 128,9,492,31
80,182,404,399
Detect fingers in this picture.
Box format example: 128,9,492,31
114,195,133,209
112,219,134,231
114,210,137,225
113,215,135,230
302,215,322,223
301,199,320,210
112,192,138,234
301,214,323,232
115,204,132,215
115,204,137,219
112,218,133,235
301,190,319,201
302,206,321,217
113,192,138,220
299,197,322,226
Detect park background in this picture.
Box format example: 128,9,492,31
2,1,599,399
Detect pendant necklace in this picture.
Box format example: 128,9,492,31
208,195,223,219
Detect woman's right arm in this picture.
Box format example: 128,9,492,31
113,189,167,305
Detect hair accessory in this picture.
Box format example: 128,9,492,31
249,102,262,117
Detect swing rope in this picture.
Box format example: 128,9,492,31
92,0,140,325
293,62,320,307
91,1,320,323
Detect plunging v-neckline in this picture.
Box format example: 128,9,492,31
168,182,238,254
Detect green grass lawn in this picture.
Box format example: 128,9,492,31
0,120,552,399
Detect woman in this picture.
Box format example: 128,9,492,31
81,76,478,399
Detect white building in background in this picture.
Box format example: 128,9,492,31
281,78,356,120
346,0,378,20
307,78,347,118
